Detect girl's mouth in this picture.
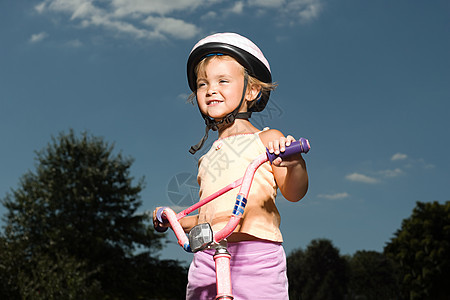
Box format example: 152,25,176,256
207,100,222,106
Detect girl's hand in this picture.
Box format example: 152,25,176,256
153,207,170,232
267,135,303,167
261,130,308,201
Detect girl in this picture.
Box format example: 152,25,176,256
155,32,308,299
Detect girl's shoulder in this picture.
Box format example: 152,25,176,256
258,128,285,148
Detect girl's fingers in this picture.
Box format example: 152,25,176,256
267,141,274,153
285,135,295,146
272,157,282,166
279,137,286,153
273,140,280,154
268,136,297,155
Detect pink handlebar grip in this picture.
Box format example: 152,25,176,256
157,207,191,252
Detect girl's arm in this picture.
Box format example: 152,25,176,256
180,214,199,232
260,129,308,202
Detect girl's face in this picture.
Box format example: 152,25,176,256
196,56,250,120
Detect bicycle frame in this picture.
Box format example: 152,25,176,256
156,138,310,299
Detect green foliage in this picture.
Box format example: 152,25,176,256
384,201,450,300
0,234,21,298
288,239,349,300
287,201,450,300
0,130,187,299
287,247,305,300
347,250,399,300
16,251,102,300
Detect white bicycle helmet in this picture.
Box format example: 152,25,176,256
187,32,273,154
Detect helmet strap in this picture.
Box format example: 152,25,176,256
189,74,251,154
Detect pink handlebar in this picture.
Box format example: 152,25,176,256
155,138,310,252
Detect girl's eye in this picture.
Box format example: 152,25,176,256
197,82,206,88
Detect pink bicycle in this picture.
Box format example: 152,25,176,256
156,138,310,299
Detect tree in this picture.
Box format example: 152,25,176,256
287,247,306,300
347,250,399,300
384,201,450,300
287,239,349,300
1,130,186,299
0,234,22,298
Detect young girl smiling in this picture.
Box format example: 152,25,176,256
156,32,308,299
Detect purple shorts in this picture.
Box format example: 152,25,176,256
186,240,289,300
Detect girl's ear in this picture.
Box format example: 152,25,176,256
246,84,261,101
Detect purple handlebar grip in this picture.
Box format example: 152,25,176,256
155,207,169,233
156,207,169,223
266,138,310,163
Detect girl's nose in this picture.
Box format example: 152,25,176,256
207,85,217,96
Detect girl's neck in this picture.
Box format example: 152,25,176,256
218,119,259,139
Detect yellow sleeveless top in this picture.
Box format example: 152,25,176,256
197,131,283,242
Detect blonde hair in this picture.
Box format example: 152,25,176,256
187,55,277,107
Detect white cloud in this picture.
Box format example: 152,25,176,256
416,158,435,169
70,1,99,20
378,168,404,178
346,172,378,184
29,32,49,43
318,192,349,200
247,0,324,23
35,2,47,13
142,16,199,40
84,14,162,40
229,1,245,14
33,0,325,42
35,0,201,41
345,153,435,185
248,0,284,8
46,0,90,15
201,11,217,20
111,0,204,17
391,153,408,161
297,1,322,23
282,0,323,23
65,39,83,47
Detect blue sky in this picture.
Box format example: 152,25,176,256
1,0,449,264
